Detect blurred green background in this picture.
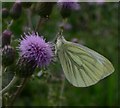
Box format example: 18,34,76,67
2,2,118,106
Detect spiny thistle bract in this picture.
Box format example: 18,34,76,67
2,45,15,66
16,32,54,77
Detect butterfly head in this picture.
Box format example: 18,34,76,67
56,35,66,50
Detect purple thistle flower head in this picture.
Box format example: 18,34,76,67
58,0,80,18
58,0,80,10
19,32,54,68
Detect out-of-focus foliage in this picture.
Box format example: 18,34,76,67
2,2,118,106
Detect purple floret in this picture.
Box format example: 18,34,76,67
19,32,54,67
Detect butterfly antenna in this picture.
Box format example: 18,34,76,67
58,18,68,37
52,18,68,42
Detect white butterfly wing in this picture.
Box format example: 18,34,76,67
57,39,114,87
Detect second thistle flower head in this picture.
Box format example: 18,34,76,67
19,32,54,68
58,0,80,10
58,0,80,18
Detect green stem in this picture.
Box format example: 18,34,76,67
35,17,43,31
26,9,33,30
0,76,18,95
7,20,13,29
8,77,29,106
58,75,65,106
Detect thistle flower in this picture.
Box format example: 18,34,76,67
16,32,54,77
58,0,80,18
19,32,54,68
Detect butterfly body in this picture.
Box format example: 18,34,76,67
56,36,114,87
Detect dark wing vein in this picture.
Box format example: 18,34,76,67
66,52,95,85
67,52,101,80
68,50,102,72
68,55,85,86
64,52,78,85
62,51,72,81
74,53,103,76
67,45,111,77
68,49,95,59
78,55,102,79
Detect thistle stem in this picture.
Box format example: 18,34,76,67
0,76,18,95
58,75,65,106
35,17,43,31
8,77,30,106
26,9,33,30
7,20,13,29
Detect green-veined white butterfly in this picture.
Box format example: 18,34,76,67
56,35,114,87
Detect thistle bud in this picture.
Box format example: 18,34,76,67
60,3,72,18
22,2,32,8
10,2,22,20
2,29,12,47
16,57,37,78
58,0,80,18
2,45,15,66
34,2,55,18
2,8,9,18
